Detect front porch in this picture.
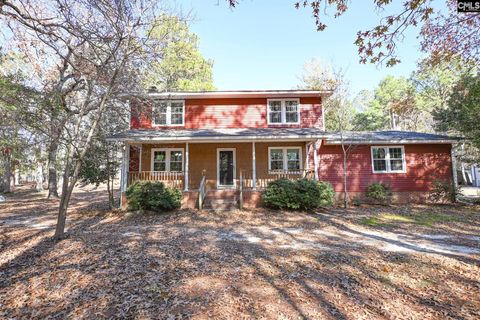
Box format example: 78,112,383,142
119,140,320,209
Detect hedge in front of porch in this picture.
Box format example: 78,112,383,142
126,181,182,212
262,178,335,210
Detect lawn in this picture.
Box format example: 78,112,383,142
1,184,479,319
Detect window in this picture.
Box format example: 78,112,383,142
152,100,184,126
268,147,302,172
151,148,184,172
371,146,405,173
267,99,300,124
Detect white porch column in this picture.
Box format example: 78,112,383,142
305,141,309,171
184,142,189,191
252,142,256,190
313,140,319,180
451,143,458,189
139,144,142,172
119,142,130,207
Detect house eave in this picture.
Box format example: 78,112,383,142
107,135,325,143
120,89,333,100
324,139,460,145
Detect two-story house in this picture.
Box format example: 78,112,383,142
109,90,459,209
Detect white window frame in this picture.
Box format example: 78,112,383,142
152,100,185,126
268,147,303,173
151,148,184,172
371,146,406,174
267,99,301,125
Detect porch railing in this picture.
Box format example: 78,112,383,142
240,169,315,189
128,171,184,189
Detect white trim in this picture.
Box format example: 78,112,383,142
326,139,458,145
184,143,189,191
217,148,236,188
252,142,256,190
150,148,185,172
451,144,458,190
371,146,406,174
313,141,319,180
109,136,323,143
122,90,332,100
304,141,309,171
267,98,301,125
268,146,303,173
151,100,185,127
138,144,142,172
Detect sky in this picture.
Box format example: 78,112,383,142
176,0,432,96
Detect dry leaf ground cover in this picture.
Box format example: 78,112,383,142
1,184,479,319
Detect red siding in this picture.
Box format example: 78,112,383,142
130,97,323,129
318,143,452,192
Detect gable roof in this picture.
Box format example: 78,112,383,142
323,131,462,145
122,89,333,100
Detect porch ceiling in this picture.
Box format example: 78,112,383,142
107,128,327,143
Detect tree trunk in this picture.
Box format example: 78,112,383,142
3,154,12,193
47,141,59,198
35,161,43,192
54,169,76,240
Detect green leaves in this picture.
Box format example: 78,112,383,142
262,178,335,210
126,181,182,212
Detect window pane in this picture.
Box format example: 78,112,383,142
171,102,183,113
271,160,283,170
171,114,183,125
372,148,386,159
286,149,299,161
373,159,387,171
158,102,168,113
269,112,281,123
389,147,402,159
269,101,282,111
285,101,298,112
153,162,166,171
390,159,403,171
285,112,298,123
170,151,182,162
154,151,166,161
170,162,182,172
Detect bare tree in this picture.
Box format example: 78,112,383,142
0,0,172,239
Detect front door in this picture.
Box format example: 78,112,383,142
217,148,236,187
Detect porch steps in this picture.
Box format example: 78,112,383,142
203,190,239,211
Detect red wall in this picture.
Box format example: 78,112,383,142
130,97,323,129
318,143,453,192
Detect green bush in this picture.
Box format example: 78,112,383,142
430,179,458,203
262,178,334,210
366,183,391,203
126,181,182,212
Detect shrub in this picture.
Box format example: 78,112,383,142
366,183,391,204
126,181,182,212
430,179,459,203
262,178,334,210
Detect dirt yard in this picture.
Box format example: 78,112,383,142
1,184,479,319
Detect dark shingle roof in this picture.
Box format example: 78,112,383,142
107,128,461,144
324,131,462,144
107,128,327,142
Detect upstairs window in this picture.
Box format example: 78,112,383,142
371,146,406,173
152,100,184,126
267,99,300,124
268,147,302,172
151,148,184,172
